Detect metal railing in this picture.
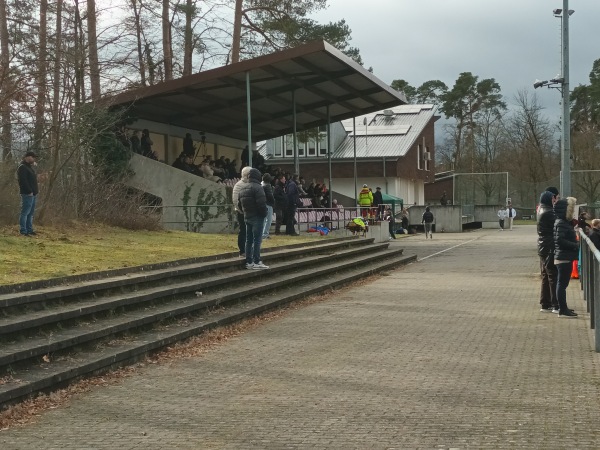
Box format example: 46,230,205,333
578,228,600,352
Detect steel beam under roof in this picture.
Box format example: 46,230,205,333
105,40,406,142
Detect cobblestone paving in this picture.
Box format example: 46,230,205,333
2,226,600,449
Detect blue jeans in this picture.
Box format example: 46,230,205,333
262,205,273,238
556,262,573,313
20,194,37,235
245,216,264,264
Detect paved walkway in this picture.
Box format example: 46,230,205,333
2,226,600,449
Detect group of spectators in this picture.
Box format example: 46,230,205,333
537,186,594,318
233,168,312,270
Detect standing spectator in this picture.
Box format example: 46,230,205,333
141,129,158,160
537,188,560,313
273,174,288,235
497,206,508,231
240,145,249,169
232,167,251,258
373,186,384,219
422,206,434,239
238,168,269,270
17,151,39,236
401,207,410,230
440,191,448,206
129,130,141,154
506,203,517,230
262,173,275,239
183,133,195,157
384,207,396,240
285,174,301,236
589,219,600,250
553,197,579,317
358,184,373,218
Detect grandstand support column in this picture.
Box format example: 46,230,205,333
327,104,332,208
353,117,358,206
293,90,299,175
246,71,252,168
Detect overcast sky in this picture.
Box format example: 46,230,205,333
314,0,598,119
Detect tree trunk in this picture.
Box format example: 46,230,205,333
183,0,192,75
162,0,172,80
0,0,12,160
231,0,243,64
131,0,147,86
33,0,49,153
87,0,101,100
38,0,64,221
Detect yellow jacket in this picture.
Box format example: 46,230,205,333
358,188,373,206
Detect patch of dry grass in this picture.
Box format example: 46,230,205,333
0,222,314,286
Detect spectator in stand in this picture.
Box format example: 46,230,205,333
312,183,322,208
238,168,269,270
321,184,329,207
273,174,288,235
129,130,142,154
240,145,249,169
297,177,308,197
172,153,202,176
358,184,373,218
553,197,579,317
232,167,251,258
589,219,600,250
183,133,195,157
225,158,236,179
373,186,384,219
440,191,448,206
285,174,301,236
332,199,340,209
306,182,315,199
200,158,222,183
422,206,434,239
262,173,275,239
141,129,158,160
537,188,560,313
251,148,266,171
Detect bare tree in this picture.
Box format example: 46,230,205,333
87,0,101,100
0,0,11,160
162,0,173,80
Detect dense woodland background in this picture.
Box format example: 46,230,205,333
0,0,599,227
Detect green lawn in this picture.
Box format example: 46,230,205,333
0,223,312,286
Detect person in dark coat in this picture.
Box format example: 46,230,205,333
183,133,195,157
553,196,579,317
285,174,301,236
273,174,288,235
537,187,560,312
261,173,275,239
589,219,600,250
17,151,39,236
129,130,142,154
422,206,434,239
373,186,384,219
232,167,251,258
238,168,269,269
141,129,157,160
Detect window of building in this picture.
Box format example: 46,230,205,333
417,144,423,170
319,146,327,156
285,148,293,157
425,146,430,171
308,147,316,156
299,147,305,156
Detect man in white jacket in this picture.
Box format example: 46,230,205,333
506,204,517,231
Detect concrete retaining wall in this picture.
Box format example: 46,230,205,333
127,154,234,233
408,205,463,233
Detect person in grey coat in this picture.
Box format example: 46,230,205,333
238,168,269,269
232,167,251,258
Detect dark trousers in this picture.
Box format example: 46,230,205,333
274,207,283,233
286,206,297,234
499,219,504,229
237,212,246,254
556,261,573,313
539,254,558,309
388,220,396,239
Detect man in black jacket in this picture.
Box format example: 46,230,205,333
537,186,560,312
17,151,39,236
238,168,269,269
273,174,287,235
285,174,301,236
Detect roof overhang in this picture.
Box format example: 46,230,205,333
105,40,406,142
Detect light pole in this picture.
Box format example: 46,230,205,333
534,3,573,196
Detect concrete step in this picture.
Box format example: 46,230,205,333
0,238,370,310
0,249,416,408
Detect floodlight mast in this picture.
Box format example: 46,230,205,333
533,2,572,196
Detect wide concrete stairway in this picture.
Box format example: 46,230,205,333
0,237,415,409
